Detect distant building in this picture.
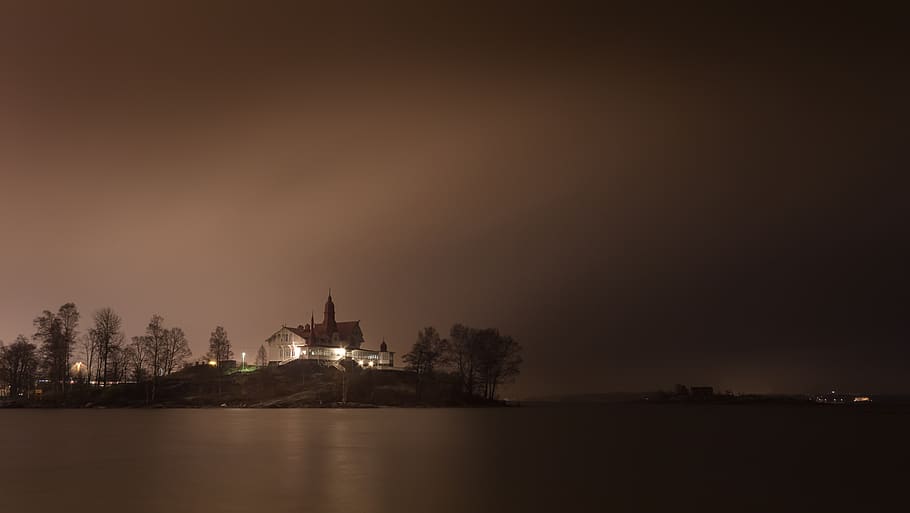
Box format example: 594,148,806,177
814,392,871,404
266,291,394,368
691,386,714,398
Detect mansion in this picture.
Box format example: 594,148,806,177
266,292,394,368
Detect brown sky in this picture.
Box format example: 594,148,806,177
1,3,908,396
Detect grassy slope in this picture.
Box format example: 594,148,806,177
3,360,499,407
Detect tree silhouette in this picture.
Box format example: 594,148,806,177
0,335,39,398
33,303,80,395
89,307,123,386
207,326,233,367
447,324,522,400
402,327,449,401
255,345,268,367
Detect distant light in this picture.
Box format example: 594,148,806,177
368,361,374,367
208,360,217,367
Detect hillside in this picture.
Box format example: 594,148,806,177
2,360,501,408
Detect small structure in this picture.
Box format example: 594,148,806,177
691,386,714,399
814,392,871,404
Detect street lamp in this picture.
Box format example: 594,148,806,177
241,352,246,369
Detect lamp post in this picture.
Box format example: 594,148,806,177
241,352,246,370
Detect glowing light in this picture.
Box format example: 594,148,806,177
208,360,217,367
368,361,374,367
853,396,870,402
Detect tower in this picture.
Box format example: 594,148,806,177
324,289,337,334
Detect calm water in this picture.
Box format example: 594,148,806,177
0,405,905,512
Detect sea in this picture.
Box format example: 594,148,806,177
0,404,904,512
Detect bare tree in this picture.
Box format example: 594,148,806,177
449,323,480,398
207,326,232,396
107,344,129,383
136,315,192,402
124,336,148,382
476,331,522,400
402,326,449,401
161,327,191,376
143,315,167,402
58,303,80,391
89,307,124,386
447,324,522,400
207,326,233,368
255,345,268,367
33,303,80,395
80,333,96,385
0,335,39,398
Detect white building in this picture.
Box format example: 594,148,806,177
266,292,394,368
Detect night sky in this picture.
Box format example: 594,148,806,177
1,4,907,397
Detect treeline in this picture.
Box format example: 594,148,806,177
403,323,522,402
0,302,194,402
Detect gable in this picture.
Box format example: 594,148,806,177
268,326,303,344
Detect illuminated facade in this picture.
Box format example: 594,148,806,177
266,292,394,367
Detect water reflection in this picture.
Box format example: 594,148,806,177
0,405,901,512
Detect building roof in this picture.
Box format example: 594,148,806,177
286,320,361,346
286,326,307,338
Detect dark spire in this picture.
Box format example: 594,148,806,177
324,290,337,334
